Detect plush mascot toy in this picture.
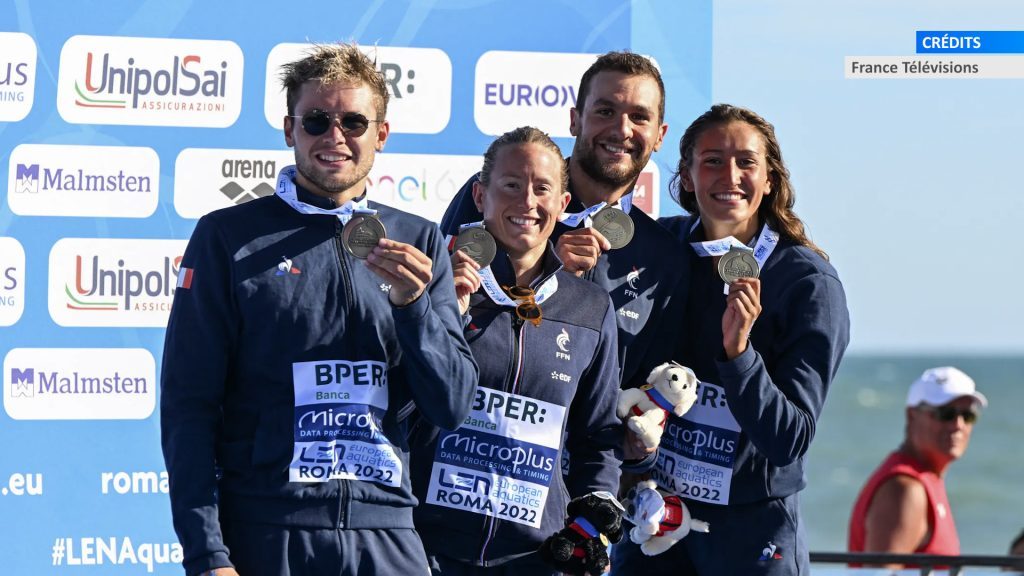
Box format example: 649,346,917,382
616,362,698,449
622,479,710,556
538,491,624,575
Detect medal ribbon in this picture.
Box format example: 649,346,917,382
688,218,779,267
464,218,557,307
557,191,634,228
688,218,780,294
276,165,375,224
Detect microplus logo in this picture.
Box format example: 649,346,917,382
8,144,159,218
174,148,293,218
0,32,37,121
48,238,188,327
264,43,452,134
57,35,243,127
364,153,482,222
0,238,25,327
3,348,156,420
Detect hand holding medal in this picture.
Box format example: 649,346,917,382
717,246,759,284
352,216,434,307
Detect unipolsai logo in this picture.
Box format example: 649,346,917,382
48,238,188,327
173,148,293,219
0,32,37,122
0,237,26,327
57,35,243,127
264,43,452,134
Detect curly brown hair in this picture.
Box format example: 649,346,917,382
671,104,826,259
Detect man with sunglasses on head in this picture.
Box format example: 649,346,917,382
161,43,477,576
441,52,686,464
848,366,987,569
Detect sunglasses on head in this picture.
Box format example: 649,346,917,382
504,285,542,327
919,404,979,424
289,109,378,137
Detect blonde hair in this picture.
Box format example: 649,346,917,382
280,42,389,118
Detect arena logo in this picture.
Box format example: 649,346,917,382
264,43,452,134
0,237,25,327
0,32,37,122
8,144,159,218
365,153,482,223
3,348,156,420
57,35,243,127
48,238,188,327
173,148,292,219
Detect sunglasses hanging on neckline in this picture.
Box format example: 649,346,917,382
504,285,542,327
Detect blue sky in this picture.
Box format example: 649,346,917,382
706,0,1024,353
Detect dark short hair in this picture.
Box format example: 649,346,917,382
279,42,389,118
576,51,665,123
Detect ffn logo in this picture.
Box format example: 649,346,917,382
555,329,571,361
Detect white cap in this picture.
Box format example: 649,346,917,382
906,366,987,408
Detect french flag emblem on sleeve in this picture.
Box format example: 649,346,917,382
176,267,194,289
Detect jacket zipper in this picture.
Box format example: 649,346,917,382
333,218,352,526
477,314,526,564
334,219,355,309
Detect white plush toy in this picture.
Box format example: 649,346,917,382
616,362,698,449
622,479,710,556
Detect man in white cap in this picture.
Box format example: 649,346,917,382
847,366,987,568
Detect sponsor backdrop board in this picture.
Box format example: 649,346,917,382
0,2,709,573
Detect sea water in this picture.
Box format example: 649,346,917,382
803,354,1024,559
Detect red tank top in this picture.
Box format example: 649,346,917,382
848,451,961,559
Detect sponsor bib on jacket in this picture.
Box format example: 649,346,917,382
652,380,740,505
426,387,567,528
289,359,401,487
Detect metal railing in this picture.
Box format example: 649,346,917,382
812,551,1024,575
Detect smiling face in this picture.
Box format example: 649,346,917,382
472,142,569,262
569,71,667,192
682,121,772,242
283,80,389,203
